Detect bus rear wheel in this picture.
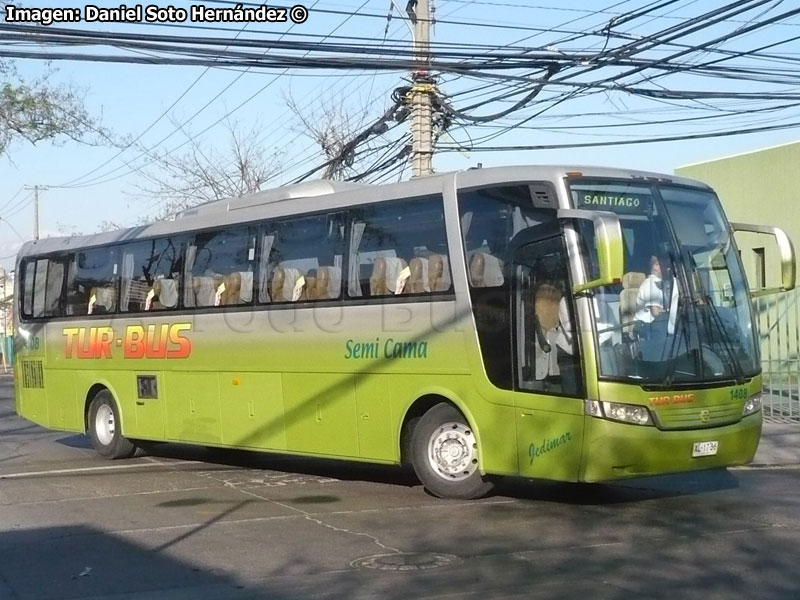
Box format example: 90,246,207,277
410,403,494,499
88,390,136,459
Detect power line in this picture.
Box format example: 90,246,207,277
52,4,378,190
440,118,800,152
0,187,24,214
56,0,278,188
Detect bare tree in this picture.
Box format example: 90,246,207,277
137,117,282,220
286,90,401,181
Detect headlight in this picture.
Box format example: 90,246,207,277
743,393,762,416
585,400,654,426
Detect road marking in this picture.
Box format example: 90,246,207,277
0,460,199,479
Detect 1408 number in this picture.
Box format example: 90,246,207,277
730,387,748,401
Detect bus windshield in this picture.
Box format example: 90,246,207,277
570,179,759,386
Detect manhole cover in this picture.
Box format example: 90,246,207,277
351,552,461,571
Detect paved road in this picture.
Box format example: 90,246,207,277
1,375,800,600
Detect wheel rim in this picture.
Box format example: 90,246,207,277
427,422,478,481
95,404,115,446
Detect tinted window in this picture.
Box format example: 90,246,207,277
65,248,119,316
21,257,65,319
33,259,48,317
186,227,256,307
515,238,581,397
120,237,185,312
21,260,34,317
459,186,556,288
457,185,559,390
261,214,344,303
43,260,65,317
348,197,451,298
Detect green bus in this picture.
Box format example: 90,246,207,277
13,166,795,499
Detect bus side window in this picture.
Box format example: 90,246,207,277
347,196,451,299
260,214,344,303
459,186,556,289
25,257,65,319
120,237,185,312
21,259,35,318
65,249,119,316
43,259,65,317
186,227,255,308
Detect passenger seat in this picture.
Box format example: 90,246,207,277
222,272,253,305
272,267,306,302
428,254,451,292
619,272,646,334
407,258,429,293
88,286,116,314
149,278,178,310
469,252,504,288
192,276,217,307
370,257,408,296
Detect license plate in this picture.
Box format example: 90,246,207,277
692,441,719,457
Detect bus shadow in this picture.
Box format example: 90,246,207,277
141,441,419,487
491,468,740,505
55,433,94,449
137,440,739,505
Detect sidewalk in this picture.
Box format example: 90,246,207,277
753,422,800,467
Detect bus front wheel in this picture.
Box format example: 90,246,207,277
88,391,136,459
410,403,494,499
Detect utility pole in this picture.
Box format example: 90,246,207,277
411,0,435,177
0,267,6,373
24,185,46,241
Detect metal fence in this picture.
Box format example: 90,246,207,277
755,288,800,422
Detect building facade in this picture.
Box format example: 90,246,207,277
677,141,800,420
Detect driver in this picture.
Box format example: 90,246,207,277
635,255,668,323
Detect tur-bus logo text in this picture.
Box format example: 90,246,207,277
62,324,193,359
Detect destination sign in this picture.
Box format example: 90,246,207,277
576,191,652,215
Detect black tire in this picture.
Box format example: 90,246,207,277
410,403,494,499
87,390,136,459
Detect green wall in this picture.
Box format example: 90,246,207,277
676,141,800,380
676,140,800,290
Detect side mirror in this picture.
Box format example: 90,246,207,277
558,209,625,294
731,222,796,298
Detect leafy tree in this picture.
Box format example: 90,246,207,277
0,61,107,156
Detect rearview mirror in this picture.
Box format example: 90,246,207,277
731,222,796,298
558,209,625,294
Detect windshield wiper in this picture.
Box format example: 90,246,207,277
698,294,746,384
661,288,693,389
684,251,746,384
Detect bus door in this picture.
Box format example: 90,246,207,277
510,231,585,481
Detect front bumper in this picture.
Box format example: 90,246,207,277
579,412,762,482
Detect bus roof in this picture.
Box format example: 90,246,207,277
17,165,709,259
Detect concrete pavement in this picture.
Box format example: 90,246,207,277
2,371,800,599
753,422,800,466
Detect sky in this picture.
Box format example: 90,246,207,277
2,0,800,272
